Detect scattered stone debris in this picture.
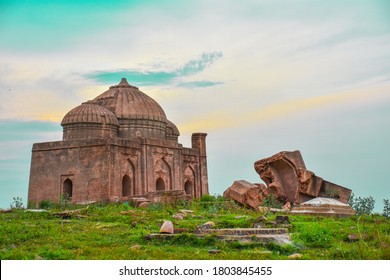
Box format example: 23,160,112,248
290,197,355,217
172,213,185,220
254,215,267,228
128,197,151,208
223,180,268,210
179,209,195,215
147,227,291,245
51,208,88,219
275,215,290,224
130,245,142,250
347,233,367,242
159,220,174,234
254,150,352,204
258,207,269,215
138,202,150,208
288,253,303,259
75,200,96,206
269,208,288,213
203,221,216,228
347,234,359,242
24,209,48,213
282,202,291,211
194,221,216,234
127,190,191,208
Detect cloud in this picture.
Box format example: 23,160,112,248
178,82,390,133
85,52,223,88
177,81,223,88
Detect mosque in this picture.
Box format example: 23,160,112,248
28,78,208,205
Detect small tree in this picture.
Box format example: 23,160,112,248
353,196,375,215
383,199,390,217
10,196,24,209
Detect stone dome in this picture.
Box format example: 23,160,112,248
92,78,167,121
61,102,119,126
166,119,180,141
61,102,119,140
91,78,169,139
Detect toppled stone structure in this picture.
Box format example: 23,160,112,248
223,180,268,210
254,150,352,204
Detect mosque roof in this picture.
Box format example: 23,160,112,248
91,78,167,123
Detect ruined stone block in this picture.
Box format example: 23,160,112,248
223,180,267,210
254,150,352,204
290,197,356,217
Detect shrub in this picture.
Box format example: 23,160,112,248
39,200,54,209
10,197,24,209
200,194,217,203
349,193,375,215
352,196,375,215
261,194,283,208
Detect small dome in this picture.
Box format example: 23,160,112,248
166,119,180,141
61,102,119,126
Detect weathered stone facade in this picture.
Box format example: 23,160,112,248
28,78,208,205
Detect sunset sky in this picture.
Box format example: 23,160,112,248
1,0,389,210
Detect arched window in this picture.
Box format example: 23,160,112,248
63,178,73,200
156,178,165,191
122,175,131,196
184,180,193,196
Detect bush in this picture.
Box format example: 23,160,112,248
10,197,24,209
39,200,54,209
350,195,375,215
200,194,217,203
261,194,283,208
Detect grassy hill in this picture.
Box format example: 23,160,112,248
1,196,389,260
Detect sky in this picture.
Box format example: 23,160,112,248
0,0,389,211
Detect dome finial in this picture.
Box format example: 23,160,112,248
119,77,129,86
109,77,138,89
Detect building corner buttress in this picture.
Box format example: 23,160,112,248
191,133,209,196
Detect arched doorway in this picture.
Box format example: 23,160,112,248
63,178,73,200
184,165,195,197
156,178,165,191
122,175,131,196
184,180,193,196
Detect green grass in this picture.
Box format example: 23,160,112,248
1,197,389,260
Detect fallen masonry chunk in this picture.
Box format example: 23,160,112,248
254,150,352,204
223,180,268,210
159,220,174,234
